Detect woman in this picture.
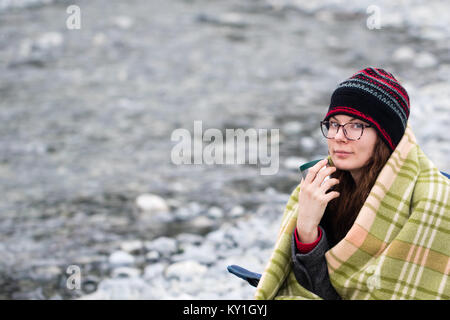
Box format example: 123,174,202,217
255,67,450,300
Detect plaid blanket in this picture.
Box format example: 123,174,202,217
255,124,449,300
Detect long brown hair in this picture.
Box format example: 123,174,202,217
321,136,392,246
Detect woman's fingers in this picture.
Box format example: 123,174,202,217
320,178,340,193
311,165,337,187
305,159,328,183
323,191,340,203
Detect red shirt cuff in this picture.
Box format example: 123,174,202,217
294,227,322,254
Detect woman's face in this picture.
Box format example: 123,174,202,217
327,114,378,182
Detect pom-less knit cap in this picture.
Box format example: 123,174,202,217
323,67,410,151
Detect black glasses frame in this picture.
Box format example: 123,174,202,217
320,120,372,141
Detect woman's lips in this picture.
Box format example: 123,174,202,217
334,151,353,158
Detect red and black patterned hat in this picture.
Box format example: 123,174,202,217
324,67,410,151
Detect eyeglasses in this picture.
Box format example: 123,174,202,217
320,120,372,141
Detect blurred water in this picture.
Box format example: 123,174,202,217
0,0,448,299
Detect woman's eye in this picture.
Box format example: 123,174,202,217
330,122,339,128
351,123,363,129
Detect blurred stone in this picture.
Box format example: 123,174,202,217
229,206,245,218
300,137,317,152
165,260,207,281
205,228,227,245
108,251,135,267
113,16,135,29
92,33,107,46
81,278,151,300
35,32,63,50
174,202,203,220
190,216,215,229
171,242,216,265
392,46,415,63
284,157,307,170
414,52,438,68
111,267,141,278
143,263,166,280
144,237,177,256
120,240,143,254
420,28,447,41
136,194,169,213
436,64,450,81
207,206,224,219
175,233,204,245
314,10,335,23
12,287,46,300
31,265,61,282
282,121,303,135
145,250,160,262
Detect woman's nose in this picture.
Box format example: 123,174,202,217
334,126,348,141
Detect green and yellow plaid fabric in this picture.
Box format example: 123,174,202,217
255,124,450,300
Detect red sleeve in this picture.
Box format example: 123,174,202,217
294,227,322,254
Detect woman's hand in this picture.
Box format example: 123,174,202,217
296,159,340,243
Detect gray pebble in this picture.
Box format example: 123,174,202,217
144,237,177,256
143,263,166,281
165,260,207,281
108,251,135,267
111,267,141,278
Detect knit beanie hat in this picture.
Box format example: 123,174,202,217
323,67,410,151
